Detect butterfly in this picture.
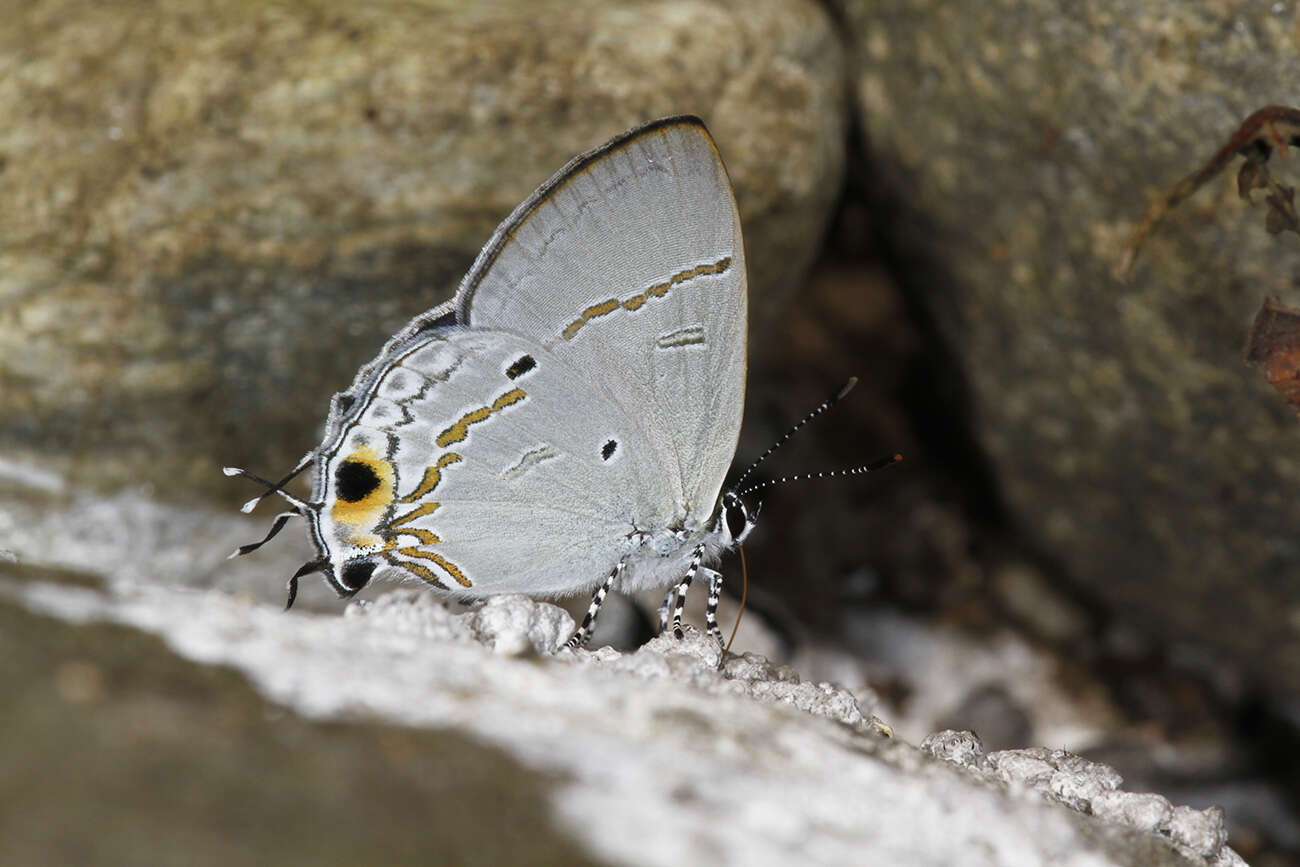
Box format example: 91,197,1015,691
228,116,899,648
228,116,758,648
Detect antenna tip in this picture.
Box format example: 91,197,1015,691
837,377,860,400
863,452,903,472
240,498,261,514
222,466,241,476
226,548,242,560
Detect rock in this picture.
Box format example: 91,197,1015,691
461,593,573,656
1167,805,1230,860
0,476,321,606
921,728,986,767
839,608,1125,750
1092,791,1175,833
0,0,845,499
834,0,1300,694
342,585,475,642
0,582,604,867
1,576,1246,866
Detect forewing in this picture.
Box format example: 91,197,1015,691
455,117,747,521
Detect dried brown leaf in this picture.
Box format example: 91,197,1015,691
1115,105,1300,281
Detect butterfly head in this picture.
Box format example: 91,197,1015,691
225,456,387,609
719,489,758,548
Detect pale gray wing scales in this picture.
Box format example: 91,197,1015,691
316,327,664,597
386,331,664,521
456,118,747,522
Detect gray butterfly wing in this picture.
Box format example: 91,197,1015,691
308,117,746,598
453,117,747,524
314,328,665,597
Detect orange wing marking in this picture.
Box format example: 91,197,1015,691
383,553,450,591
395,527,441,545
329,445,396,529
435,388,528,448
389,501,442,526
400,454,464,503
398,547,472,588
560,256,732,341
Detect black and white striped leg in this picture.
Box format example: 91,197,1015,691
701,567,723,643
565,563,622,649
671,543,707,639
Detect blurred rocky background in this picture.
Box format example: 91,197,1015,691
2,0,1298,864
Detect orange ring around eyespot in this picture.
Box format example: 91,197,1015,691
330,445,396,530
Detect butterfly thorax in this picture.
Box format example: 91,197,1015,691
615,519,727,595
615,491,754,594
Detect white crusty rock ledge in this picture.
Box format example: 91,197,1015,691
9,580,1247,867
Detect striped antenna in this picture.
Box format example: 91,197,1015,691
733,377,859,491
738,453,902,499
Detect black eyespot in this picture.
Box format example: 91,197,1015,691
601,439,618,461
336,394,356,414
725,496,748,541
338,560,376,594
506,354,537,379
335,460,381,502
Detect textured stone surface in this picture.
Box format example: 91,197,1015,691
0,0,844,499
836,0,1300,695
0,588,603,867
3,470,1285,860
3,574,1241,867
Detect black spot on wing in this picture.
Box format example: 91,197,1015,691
601,439,618,461
506,354,537,380
335,460,381,502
